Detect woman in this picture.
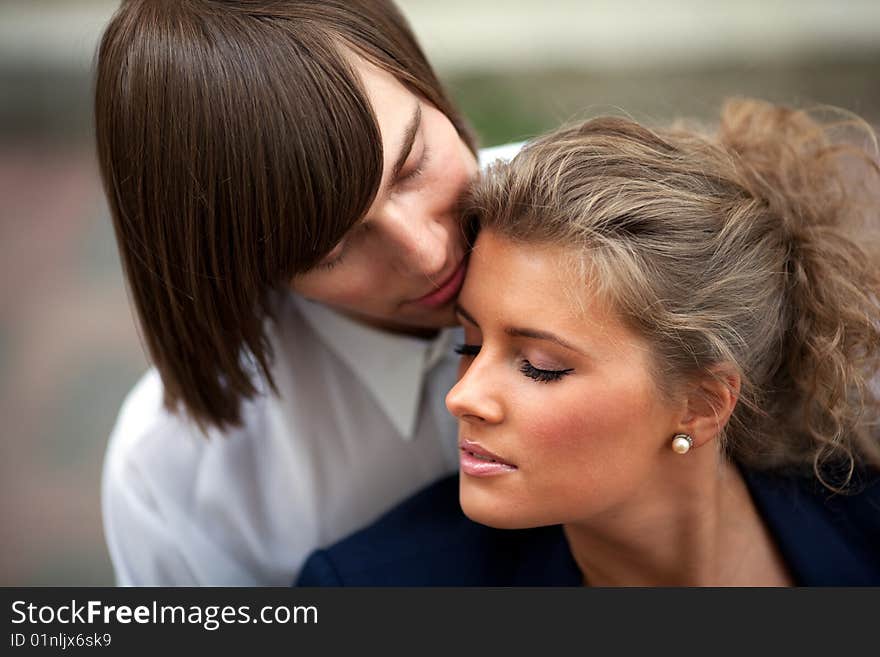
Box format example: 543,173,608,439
297,99,880,586
96,0,520,585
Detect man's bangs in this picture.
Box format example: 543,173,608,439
234,23,383,276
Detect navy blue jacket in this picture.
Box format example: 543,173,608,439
296,468,880,586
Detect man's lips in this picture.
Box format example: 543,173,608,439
409,259,467,308
459,439,517,477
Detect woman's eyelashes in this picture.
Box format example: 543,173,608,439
520,360,573,383
454,343,481,357
453,343,574,383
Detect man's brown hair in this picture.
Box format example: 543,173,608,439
95,0,475,431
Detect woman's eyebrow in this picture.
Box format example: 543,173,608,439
504,327,586,356
390,104,422,182
456,302,585,356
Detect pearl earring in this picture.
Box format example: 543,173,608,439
671,433,693,454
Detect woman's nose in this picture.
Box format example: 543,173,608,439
445,359,504,425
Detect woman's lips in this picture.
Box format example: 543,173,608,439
410,259,467,308
459,439,517,477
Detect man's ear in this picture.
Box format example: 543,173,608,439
677,364,741,448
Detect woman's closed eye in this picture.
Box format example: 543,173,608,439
454,343,574,383
519,360,573,383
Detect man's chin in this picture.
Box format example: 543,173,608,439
339,304,458,337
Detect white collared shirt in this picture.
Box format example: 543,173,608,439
103,294,462,585
101,141,526,586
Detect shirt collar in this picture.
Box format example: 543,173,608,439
293,296,455,440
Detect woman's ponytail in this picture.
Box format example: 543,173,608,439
718,99,880,488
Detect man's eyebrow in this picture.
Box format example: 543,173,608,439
456,303,585,356
389,104,422,182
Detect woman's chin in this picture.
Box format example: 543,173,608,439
459,484,534,530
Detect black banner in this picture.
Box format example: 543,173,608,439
2,587,876,652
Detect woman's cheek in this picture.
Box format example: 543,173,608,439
514,385,595,460
518,384,628,473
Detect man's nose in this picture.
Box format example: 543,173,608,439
378,203,450,278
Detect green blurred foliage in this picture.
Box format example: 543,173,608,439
448,56,880,147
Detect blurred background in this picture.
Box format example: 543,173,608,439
1,0,878,585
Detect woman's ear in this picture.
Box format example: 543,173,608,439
677,365,741,448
